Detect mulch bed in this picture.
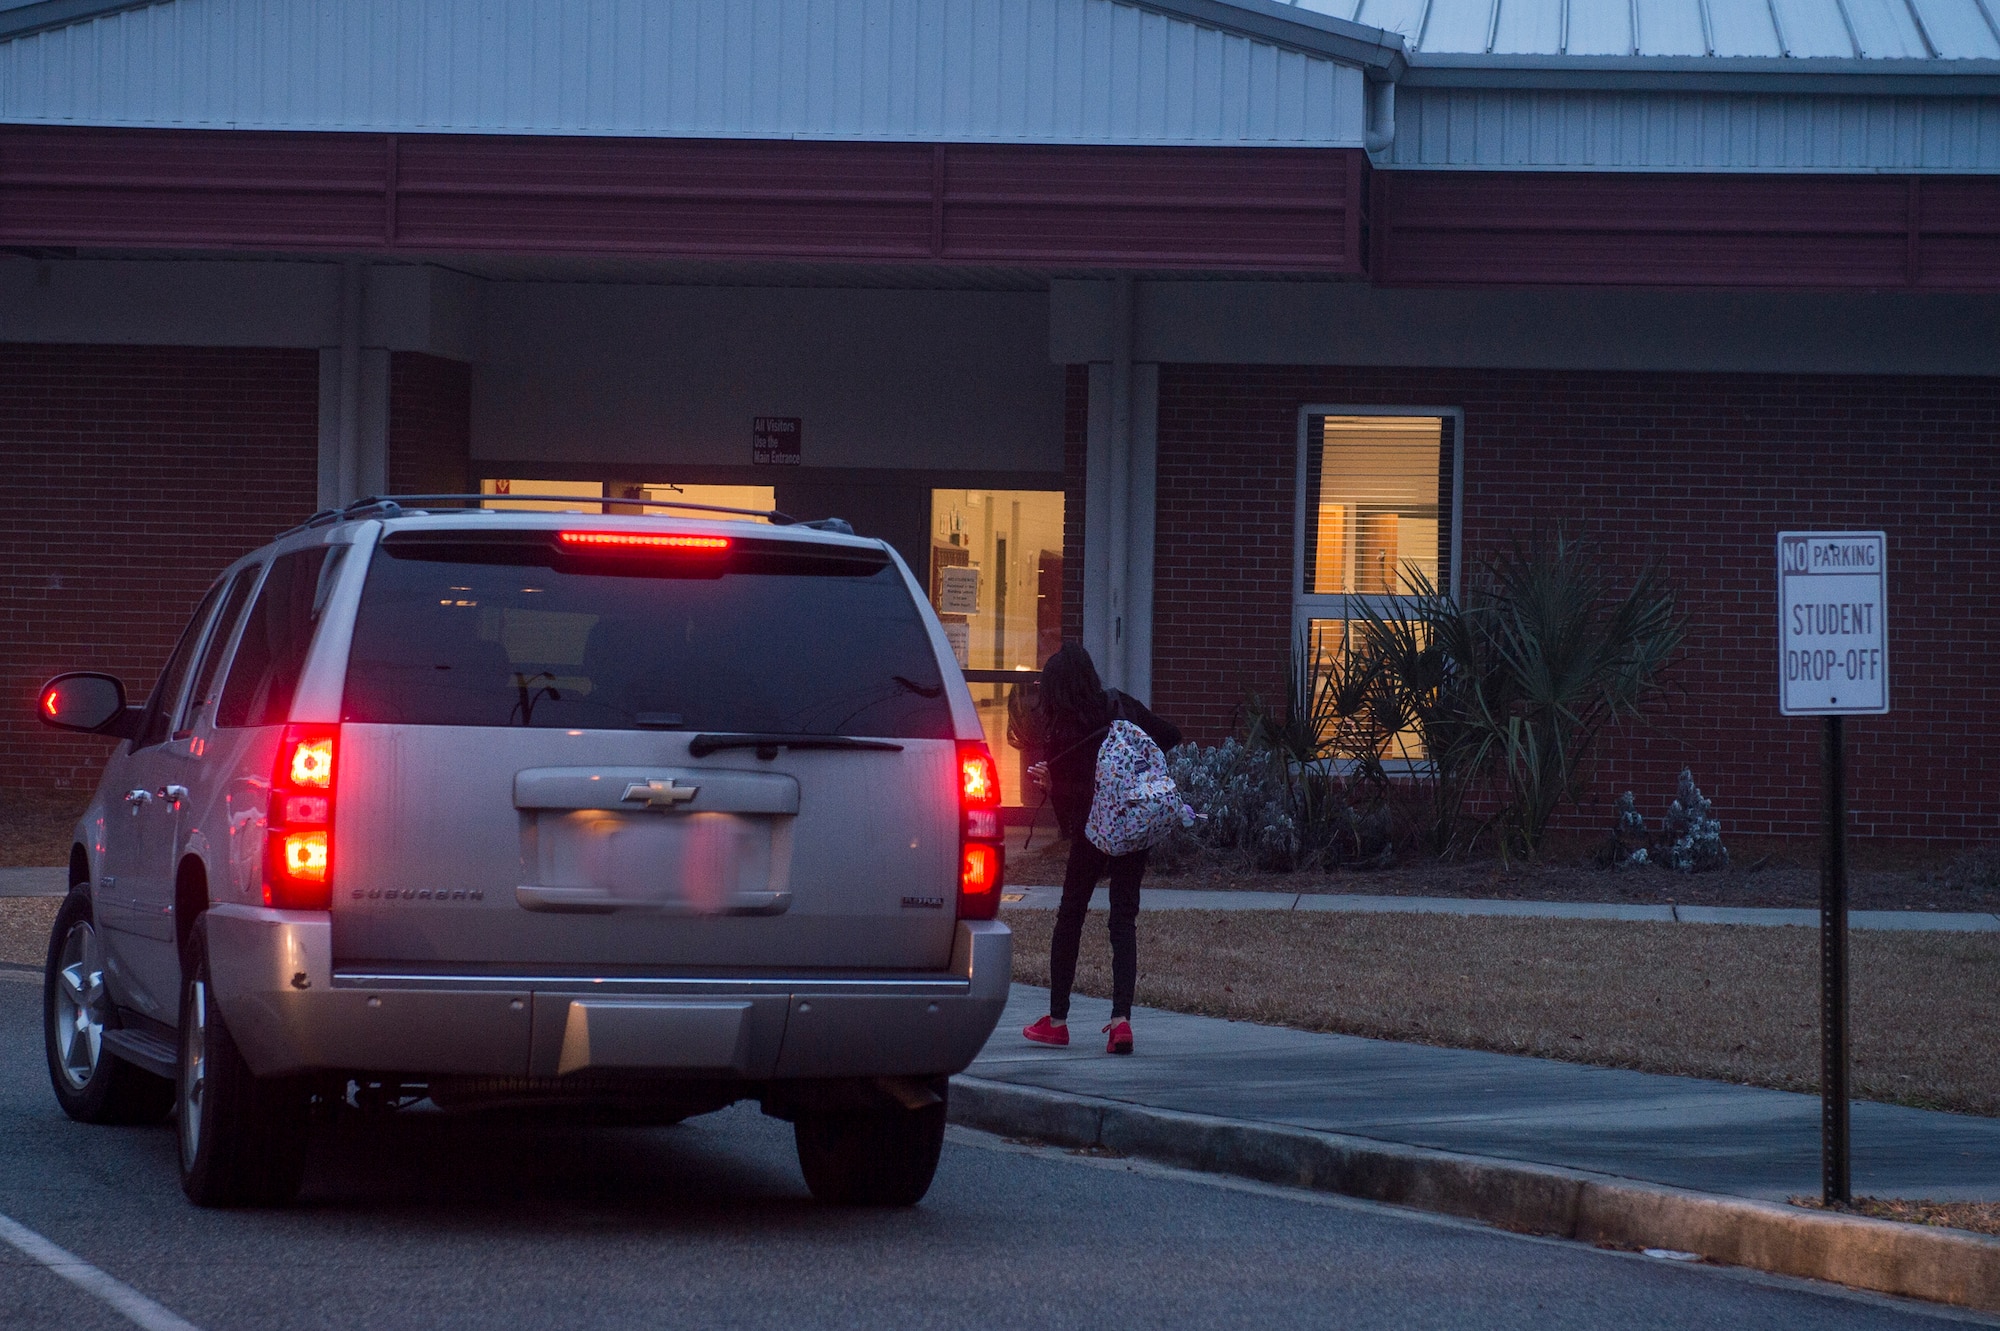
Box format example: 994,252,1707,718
1009,834,2000,914
13,786,1999,914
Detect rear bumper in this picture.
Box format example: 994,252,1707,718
202,905,1010,1081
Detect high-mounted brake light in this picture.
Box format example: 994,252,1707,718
265,723,338,911
956,739,1004,920
558,531,731,552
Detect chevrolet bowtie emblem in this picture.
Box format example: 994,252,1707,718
620,778,699,809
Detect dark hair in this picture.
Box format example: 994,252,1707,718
1037,643,1109,732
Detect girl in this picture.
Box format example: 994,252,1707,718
1021,644,1181,1055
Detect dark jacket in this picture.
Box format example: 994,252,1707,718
1044,689,1183,840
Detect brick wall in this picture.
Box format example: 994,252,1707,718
0,345,319,791
1125,365,2000,842
388,352,471,497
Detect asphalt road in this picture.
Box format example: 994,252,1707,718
0,968,1988,1331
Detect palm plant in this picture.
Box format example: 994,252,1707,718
1349,571,1492,857
1459,531,1684,860
1348,531,1683,861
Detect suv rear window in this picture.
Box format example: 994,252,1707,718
340,532,952,738
216,546,346,729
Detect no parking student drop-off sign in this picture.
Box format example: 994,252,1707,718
1777,530,1889,1209
1779,531,1889,715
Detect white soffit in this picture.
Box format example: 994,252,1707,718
1390,88,2000,168
0,0,1375,146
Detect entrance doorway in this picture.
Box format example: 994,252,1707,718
929,488,1064,810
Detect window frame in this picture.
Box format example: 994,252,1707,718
130,577,230,753
175,561,265,739
1291,405,1464,775
1292,404,1464,640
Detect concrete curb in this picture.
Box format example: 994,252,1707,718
950,1075,2000,1313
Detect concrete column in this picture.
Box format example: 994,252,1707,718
1126,362,1158,703
1079,278,1158,702
1106,277,1133,690
316,262,391,509
1083,362,1114,673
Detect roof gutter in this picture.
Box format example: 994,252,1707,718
0,0,170,41
1404,53,2000,95
1132,0,1409,78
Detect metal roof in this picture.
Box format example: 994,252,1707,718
0,0,1378,146
1288,0,2000,61
0,0,1993,174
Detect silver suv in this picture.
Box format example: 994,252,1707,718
37,497,1011,1207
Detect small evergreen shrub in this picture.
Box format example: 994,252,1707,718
1601,769,1728,874
1662,767,1729,873
1607,790,1649,869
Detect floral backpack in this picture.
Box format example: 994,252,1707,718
1084,719,1194,856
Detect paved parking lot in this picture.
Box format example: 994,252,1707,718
0,974,1985,1330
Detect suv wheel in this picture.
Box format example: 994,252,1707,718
176,919,310,1207
44,892,173,1124
793,1093,948,1206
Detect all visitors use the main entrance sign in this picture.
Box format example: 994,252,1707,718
1778,532,1890,716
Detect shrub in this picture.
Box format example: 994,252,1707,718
1661,767,1729,873
1353,530,1684,863
1152,738,1297,872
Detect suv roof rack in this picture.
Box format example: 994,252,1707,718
275,495,868,542
356,493,802,524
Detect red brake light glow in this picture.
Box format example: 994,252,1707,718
289,736,333,788
956,739,1004,920
558,531,730,552
960,748,1000,810
265,723,338,911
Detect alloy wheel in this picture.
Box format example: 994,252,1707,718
179,980,207,1168
51,922,106,1091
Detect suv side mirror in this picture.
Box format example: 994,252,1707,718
37,673,138,737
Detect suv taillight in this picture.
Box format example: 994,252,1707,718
957,740,1003,920
265,723,337,910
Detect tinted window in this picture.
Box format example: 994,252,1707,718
216,546,346,729
341,533,951,738
179,565,261,735
135,580,226,749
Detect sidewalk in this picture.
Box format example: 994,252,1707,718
970,985,2000,1203
1002,885,2000,932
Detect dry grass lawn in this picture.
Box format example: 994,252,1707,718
1009,909,2000,1117
0,787,91,868
0,896,59,969
1791,1197,2000,1237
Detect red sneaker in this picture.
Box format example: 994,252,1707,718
1023,1016,1070,1046
1103,1019,1133,1055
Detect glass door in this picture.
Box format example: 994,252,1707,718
929,489,1064,808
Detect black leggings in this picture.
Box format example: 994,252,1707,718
1047,837,1146,1022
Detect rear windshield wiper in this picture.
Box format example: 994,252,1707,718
688,733,907,759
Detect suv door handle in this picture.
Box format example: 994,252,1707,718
123,789,153,805
158,785,190,805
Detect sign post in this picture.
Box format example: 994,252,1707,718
1778,531,1889,1206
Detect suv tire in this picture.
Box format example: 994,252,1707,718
43,892,175,1125
176,919,310,1207
793,1093,947,1206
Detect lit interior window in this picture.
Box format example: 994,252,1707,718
1305,416,1445,596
